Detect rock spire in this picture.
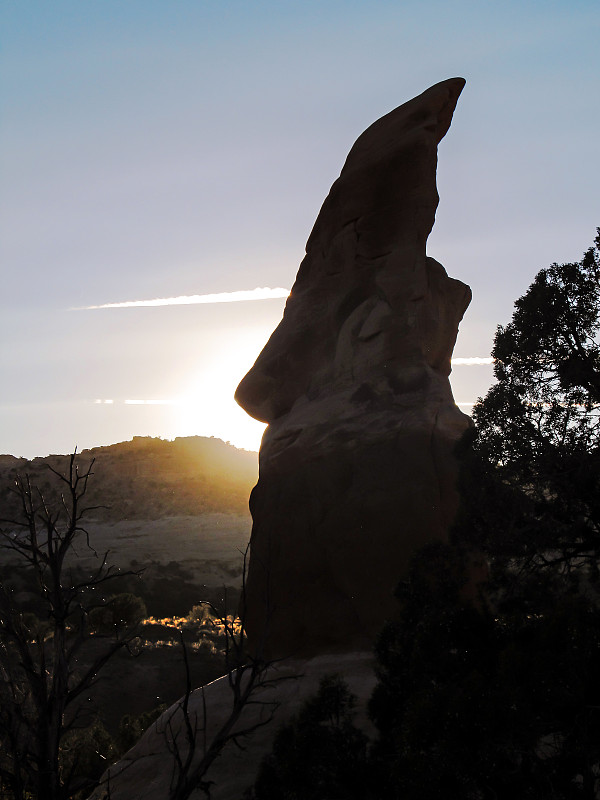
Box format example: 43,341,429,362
236,78,471,657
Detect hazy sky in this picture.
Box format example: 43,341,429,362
1,0,599,458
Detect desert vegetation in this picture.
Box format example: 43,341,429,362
0,438,256,799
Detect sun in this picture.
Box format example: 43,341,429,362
173,328,271,451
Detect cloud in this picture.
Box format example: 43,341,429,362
79,287,291,310
451,357,494,366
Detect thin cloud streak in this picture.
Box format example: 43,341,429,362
451,357,494,365
80,287,291,310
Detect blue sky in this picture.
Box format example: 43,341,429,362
1,0,599,457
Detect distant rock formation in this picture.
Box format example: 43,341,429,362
236,78,471,657
0,436,257,522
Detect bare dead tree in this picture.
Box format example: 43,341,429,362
158,547,295,800
0,452,141,800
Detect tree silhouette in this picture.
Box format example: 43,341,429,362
457,229,600,572
368,542,600,800
251,674,369,800
0,452,141,800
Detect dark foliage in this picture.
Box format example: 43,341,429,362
457,230,600,572
251,674,369,800
369,543,600,800
249,548,600,799
88,593,147,635
114,703,166,755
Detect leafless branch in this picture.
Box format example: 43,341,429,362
0,451,143,800
153,540,296,800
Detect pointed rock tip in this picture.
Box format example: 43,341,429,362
427,76,466,141
342,77,466,173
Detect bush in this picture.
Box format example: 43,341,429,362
251,675,369,800
88,593,147,634
59,720,115,799
114,704,167,755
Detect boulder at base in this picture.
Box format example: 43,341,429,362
90,651,376,800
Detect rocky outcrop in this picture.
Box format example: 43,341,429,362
236,78,471,658
90,651,377,800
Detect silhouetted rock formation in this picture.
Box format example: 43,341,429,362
236,78,471,657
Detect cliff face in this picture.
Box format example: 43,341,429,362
236,79,471,657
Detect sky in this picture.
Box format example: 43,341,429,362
1,0,599,459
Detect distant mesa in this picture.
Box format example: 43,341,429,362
0,436,257,523
236,78,472,657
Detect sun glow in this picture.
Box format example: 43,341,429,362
90,327,495,453
170,329,271,451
